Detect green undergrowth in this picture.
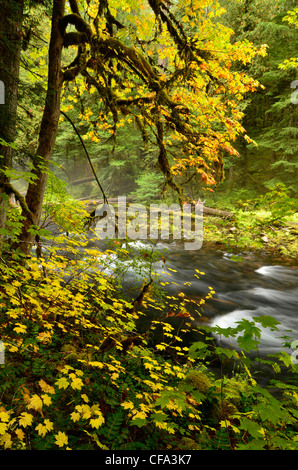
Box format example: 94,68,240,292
203,184,298,261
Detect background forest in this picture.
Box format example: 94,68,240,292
0,0,297,451
10,0,298,256
15,0,298,200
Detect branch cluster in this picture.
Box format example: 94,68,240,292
58,0,218,201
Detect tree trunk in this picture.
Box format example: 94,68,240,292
17,0,65,254
0,0,24,231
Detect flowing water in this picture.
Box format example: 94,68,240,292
108,240,298,364
48,224,298,381
158,243,297,356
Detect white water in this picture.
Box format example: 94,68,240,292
129,242,298,358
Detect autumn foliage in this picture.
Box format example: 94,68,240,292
0,0,298,451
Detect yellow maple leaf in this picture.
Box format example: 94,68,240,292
0,432,12,449
70,377,84,390
35,423,47,438
55,431,68,448
121,401,134,411
90,415,104,429
70,411,81,423
88,361,104,368
0,422,8,435
0,411,10,423
35,419,53,437
37,332,52,343
132,410,147,421
81,404,92,420
55,377,69,390
15,428,25,441
27,394,43,412
41,394,52,406
39,379,55,395
13,323,27,334
19,412,33,428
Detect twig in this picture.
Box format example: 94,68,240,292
60,110,108,204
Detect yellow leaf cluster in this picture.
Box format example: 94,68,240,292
19,412,33,428
71,403,104,429
55,431,68,448
36,419,54,437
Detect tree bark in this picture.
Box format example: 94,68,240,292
17,0,66,253
0,0,24,231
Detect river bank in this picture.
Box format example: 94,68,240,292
202,213,298,264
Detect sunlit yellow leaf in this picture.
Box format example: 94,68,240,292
81,394,89,403
0,411,10,423
13,323,27,334
19,412,33,428
55,431,68,448
41,394,52,406
35,419,53,438
0,432,12,449
70,411,81,423
15,428,25,441
132,410,147,420
0,423,8,435
70,377,84,390
55,377,69,390
90,414,104,429
39,379,55,395
121,401,134,410
27,394,43,412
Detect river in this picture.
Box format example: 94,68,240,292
47,225,298,382
96,238,297,381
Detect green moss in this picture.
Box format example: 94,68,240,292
211,400,238,422
184,369,212,395
178,437,201,450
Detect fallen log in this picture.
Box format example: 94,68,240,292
78,197,233,219
78,197,134,204
203,206,233,219
71,177,96,186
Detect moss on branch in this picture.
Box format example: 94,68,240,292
61,13,92,34
0,182,34,223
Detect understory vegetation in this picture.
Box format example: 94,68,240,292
203,183,298,261
0,197,298,450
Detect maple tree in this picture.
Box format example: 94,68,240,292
5,0,266,253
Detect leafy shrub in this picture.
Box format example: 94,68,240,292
0,198,298,450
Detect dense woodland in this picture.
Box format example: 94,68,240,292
0,0,297,451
